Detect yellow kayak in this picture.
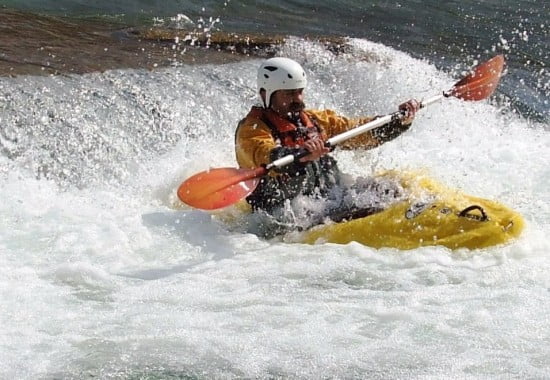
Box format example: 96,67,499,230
215,172,524,250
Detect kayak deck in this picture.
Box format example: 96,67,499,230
215,172,524,250
290,173,524,249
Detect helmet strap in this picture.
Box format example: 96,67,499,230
259,89,269,108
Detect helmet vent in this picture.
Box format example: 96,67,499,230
264,74,269,78
264,66,278,72
288,74,293,79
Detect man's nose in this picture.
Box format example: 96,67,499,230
292,91,303,101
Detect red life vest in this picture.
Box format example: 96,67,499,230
247,106,326,147
242,107,341,212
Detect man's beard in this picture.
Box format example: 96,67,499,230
287,101,305,119
289,101,305,112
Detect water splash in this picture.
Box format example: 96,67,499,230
1,37,549,379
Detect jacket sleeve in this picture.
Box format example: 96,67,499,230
235,117,276,168
307,109,410,150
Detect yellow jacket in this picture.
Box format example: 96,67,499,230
235,107,385,169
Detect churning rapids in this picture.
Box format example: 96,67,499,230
1,39,550,379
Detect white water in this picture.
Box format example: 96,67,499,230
1,39,549,379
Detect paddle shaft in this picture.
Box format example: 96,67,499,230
177,55,504,210
267,93,449,171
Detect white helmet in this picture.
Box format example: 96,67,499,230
257,57,307,108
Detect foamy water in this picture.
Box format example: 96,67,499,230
1,39,549,379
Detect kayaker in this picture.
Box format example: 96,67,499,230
235,57,421,237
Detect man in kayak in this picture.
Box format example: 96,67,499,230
235,57,420,238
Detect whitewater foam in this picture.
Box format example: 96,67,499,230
1,38,549,378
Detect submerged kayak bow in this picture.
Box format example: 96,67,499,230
177,55,505,210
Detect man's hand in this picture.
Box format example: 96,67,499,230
299,138,330,162
399,99,421,125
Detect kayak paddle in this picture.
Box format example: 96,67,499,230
178,55,505,210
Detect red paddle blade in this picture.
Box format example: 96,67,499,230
177,167,265,210
450,55,505,101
